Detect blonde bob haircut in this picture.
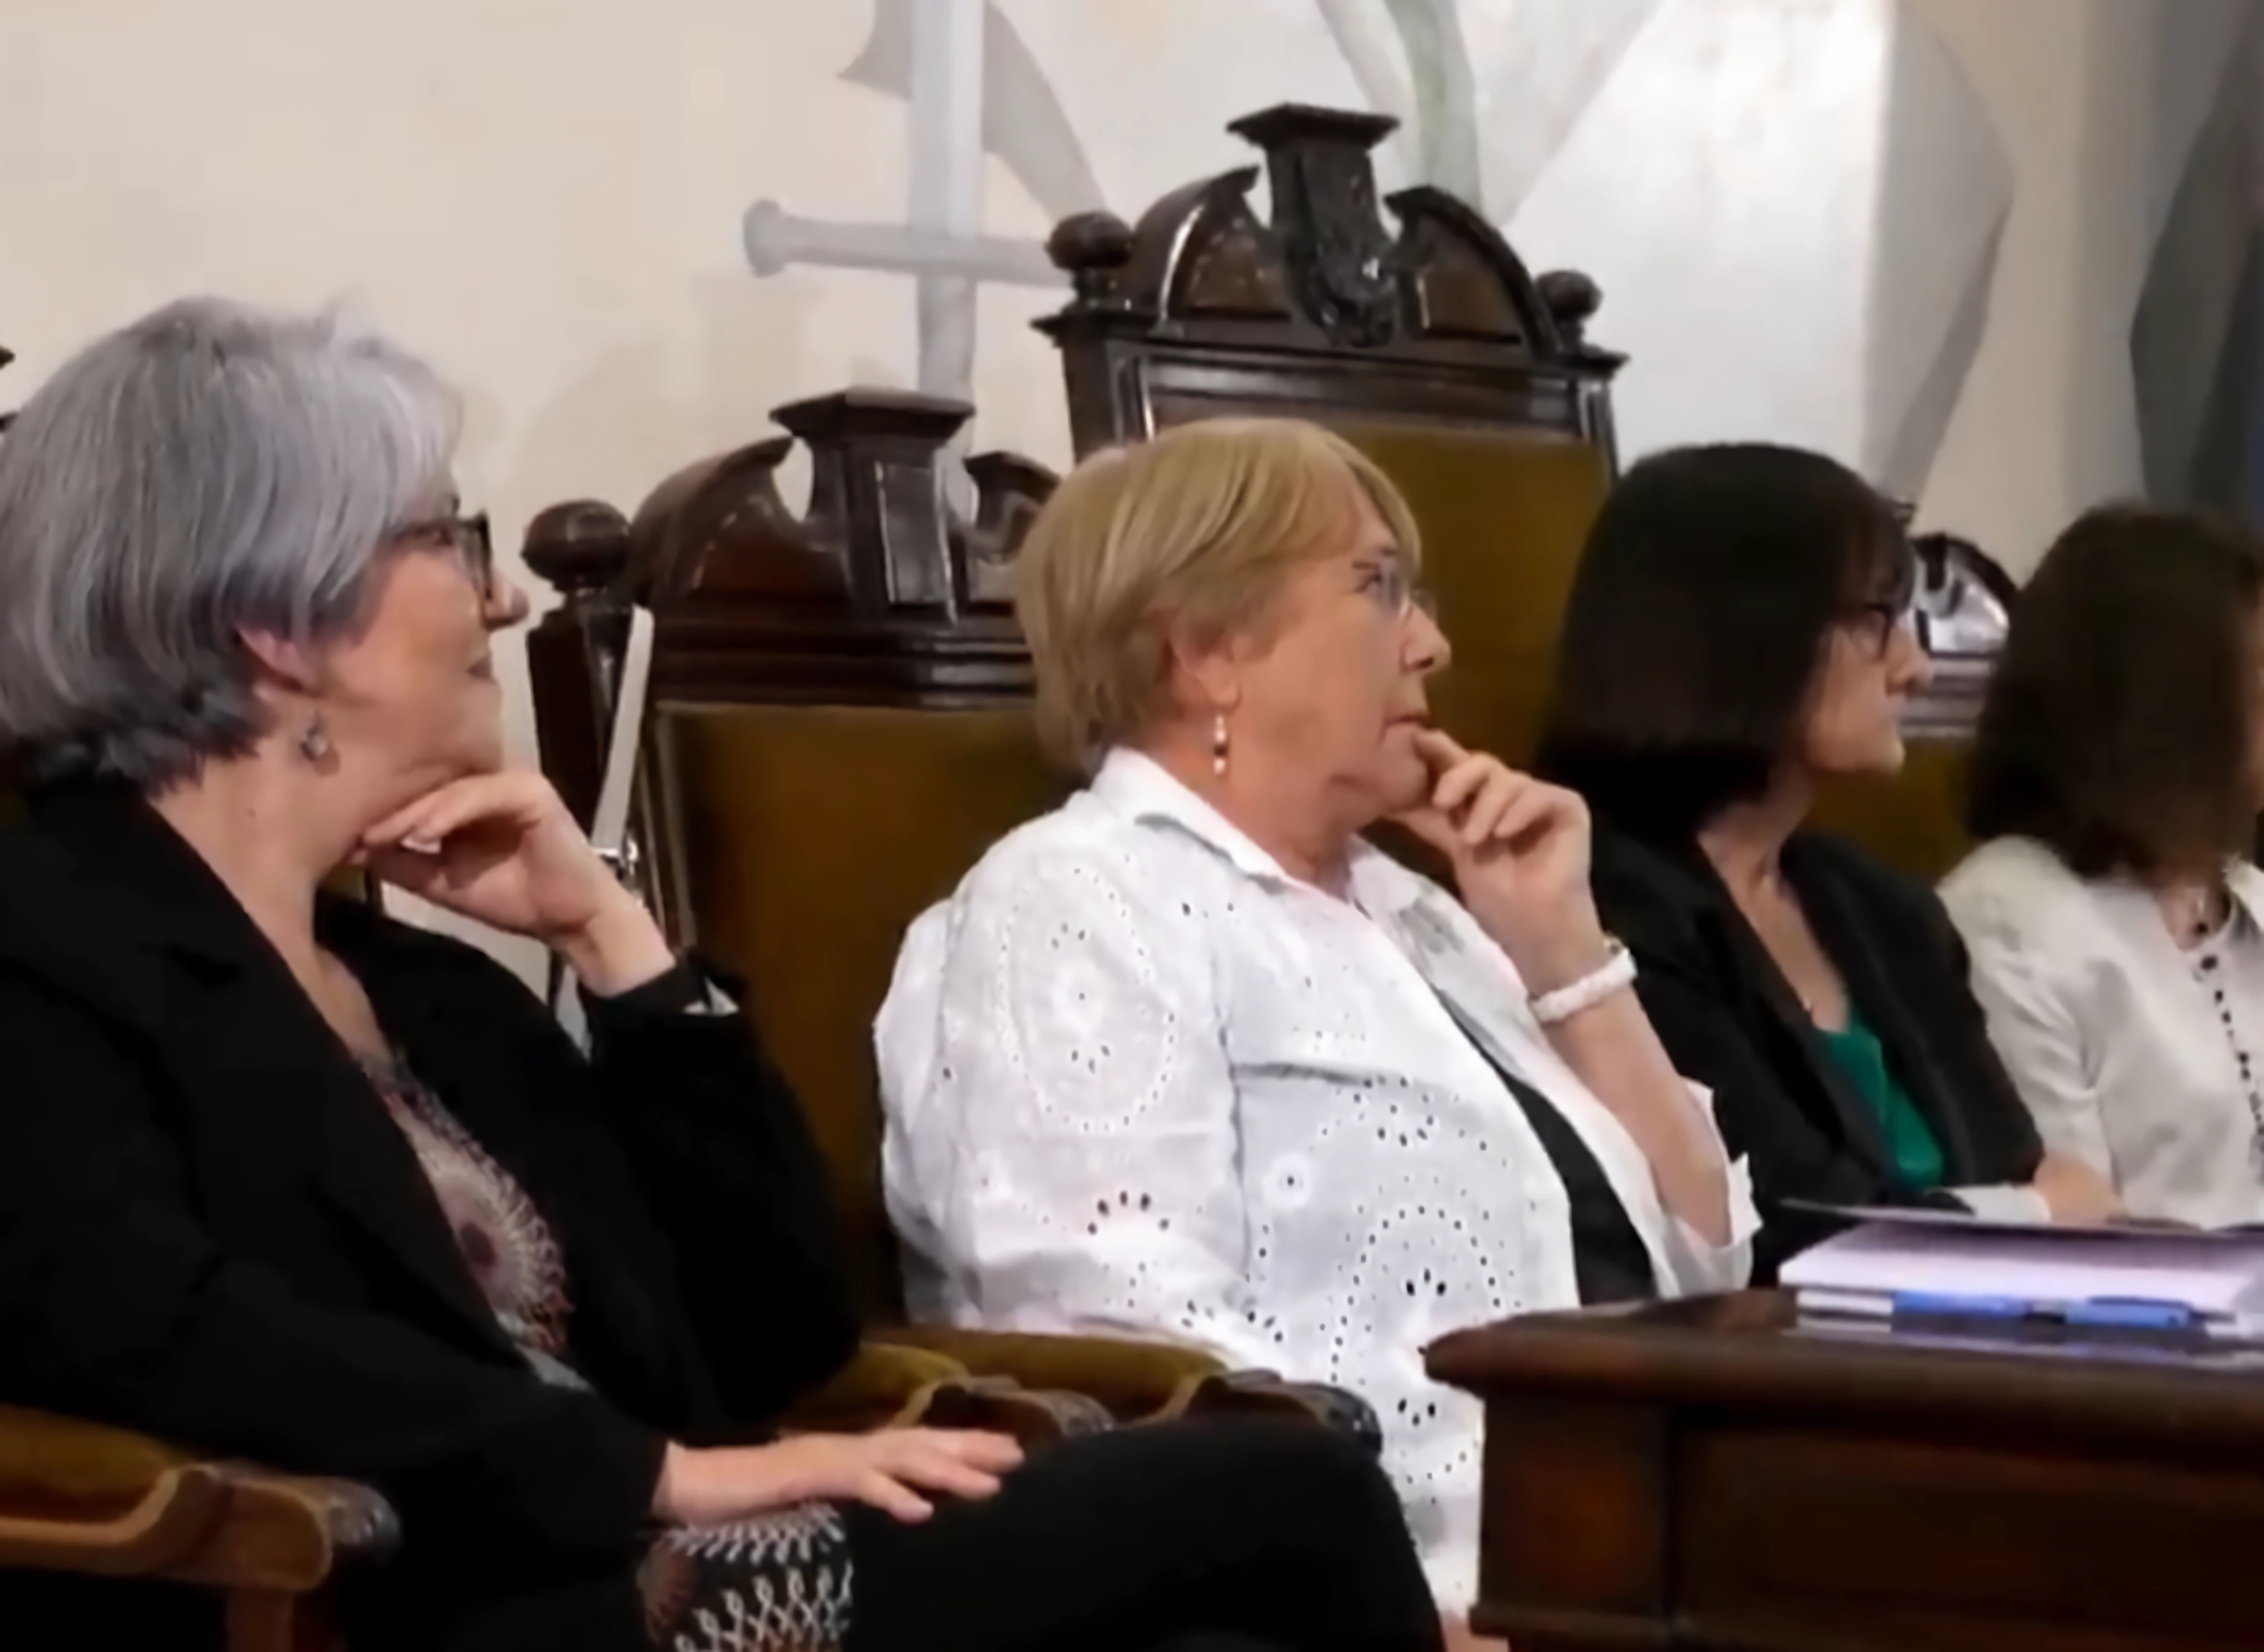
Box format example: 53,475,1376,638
1015,417,1422,769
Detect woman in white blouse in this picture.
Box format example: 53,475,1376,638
875,417,1755,1615
1942,505,2264,1226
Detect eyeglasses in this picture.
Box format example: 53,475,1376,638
1849,599,1914,656
393,510,494,597
1366,560,1440,621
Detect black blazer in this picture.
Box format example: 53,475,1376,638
0,784,858,1652
1587,821,2043,1280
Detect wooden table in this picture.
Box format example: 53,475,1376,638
1426,1290,2264,1652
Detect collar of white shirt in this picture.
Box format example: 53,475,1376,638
1079,745,1755,1290
1087,746,1430,919
2075,857,2264,938
2227,862,2264,930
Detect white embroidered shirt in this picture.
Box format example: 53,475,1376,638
874,750,1756,1605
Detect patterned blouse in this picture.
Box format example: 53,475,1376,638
876,746,1757,1608
362,1044,853,1652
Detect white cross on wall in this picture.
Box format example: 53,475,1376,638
740,0,1471,410
741,0,1066,409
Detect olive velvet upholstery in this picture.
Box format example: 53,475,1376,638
1334,423,1612,766
652,702,1067,1320
1812,752,1976,885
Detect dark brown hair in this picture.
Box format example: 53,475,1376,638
1966,504,2264,877
1536,443,1911,840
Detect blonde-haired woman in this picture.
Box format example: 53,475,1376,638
878,418,1757,1615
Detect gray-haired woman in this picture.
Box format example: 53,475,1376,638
0,300,1443,1652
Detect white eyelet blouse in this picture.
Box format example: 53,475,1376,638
1943,836,2264,1228
874,750,1756,1605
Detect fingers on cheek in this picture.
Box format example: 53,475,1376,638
411,802,476,842
1436,763,1485,811
1459,781,1512,842
1417,729,1471,769
368,809,437,848
1490,794,1541,838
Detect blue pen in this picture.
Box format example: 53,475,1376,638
1890,1292,2034,1319
2063,1298,2199,1330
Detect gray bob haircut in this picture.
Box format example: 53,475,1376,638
0,297,461,788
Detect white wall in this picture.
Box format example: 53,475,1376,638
0,0,2216,670
1909,0,2254,572
0,0,1415,764
4,0,903,764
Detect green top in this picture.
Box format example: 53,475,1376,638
1814,1008,1947,1192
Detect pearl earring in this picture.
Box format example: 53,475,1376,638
1211,713,1230,776
299,715,331,763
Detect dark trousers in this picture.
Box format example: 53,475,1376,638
844,1416,1444,1652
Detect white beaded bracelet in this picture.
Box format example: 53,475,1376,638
1529,938,1638,1026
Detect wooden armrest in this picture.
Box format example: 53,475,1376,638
861,1333,1376,1442
916,1375,1115,1444
1173,1373,1385,1451
781,1339,1115,1446
779,1338,973,1434
0,1404,395,1592
879,1325,1227,1421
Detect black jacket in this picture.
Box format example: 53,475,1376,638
0,783,858,1651
1587,821,2043,1280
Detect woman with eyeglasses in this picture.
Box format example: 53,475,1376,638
1533,444,2117,1282
876,417,1756,1627
0,303,1451,1652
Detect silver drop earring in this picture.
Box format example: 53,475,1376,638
1211,713,1230,777
299,715,331,763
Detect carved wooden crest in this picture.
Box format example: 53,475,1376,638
523,390,1055,828
1037,103,1620,371
1033,104,1621,461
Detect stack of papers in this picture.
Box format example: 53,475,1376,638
1781,1209,2264,1342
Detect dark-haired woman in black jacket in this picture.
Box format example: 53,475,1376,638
1534,442,2117,1278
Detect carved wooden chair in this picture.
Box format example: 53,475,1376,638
1033,103,2006,880
524,388,1355,1434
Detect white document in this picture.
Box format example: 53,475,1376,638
1782,1221,2264,1336
554,605,657,1052
1783,1197,2264,1243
